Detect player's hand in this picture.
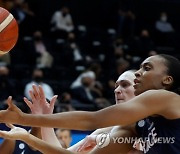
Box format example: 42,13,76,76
0,124,28,141
24,85,57,114
77,135,97,152
0,96,23,124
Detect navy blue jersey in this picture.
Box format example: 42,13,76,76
13,140,42,154
136,116,180,154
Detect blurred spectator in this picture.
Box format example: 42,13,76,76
65,42,85,68
107,38,132,71
114,40,126,59
87,62,102,79
117,9,136,40
71,71,95,89
11,0,35,24
106,58,130,104
155,12,175,46
137,29,155,58
24,68,54,100
0,53,11,66
71,71,110,110
71,63,105,102
33,31,54,68
71,62,103,89
0,0,14,10
114,38,129,53
109,58,130,84
51,6,74,39
55,129,72,149
126,29,155,61
0,66,17,102
10,0,35,36
22,30,53,67
56,92,76,112
148,50,158,56
67,32,76,44
54,32,87,69
155,12,174,33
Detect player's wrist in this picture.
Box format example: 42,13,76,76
32,111,43,115
21,132,31,142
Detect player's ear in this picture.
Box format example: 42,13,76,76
162,75,173,87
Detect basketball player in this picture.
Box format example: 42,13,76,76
37,70,139,153
0,54,180,154
0,70,139,154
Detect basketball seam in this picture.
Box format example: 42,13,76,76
0,50,9,54
0,13,14,32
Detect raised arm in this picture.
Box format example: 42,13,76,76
24,85,61,148
0,87,176,130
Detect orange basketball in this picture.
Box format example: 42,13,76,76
0,7,18,54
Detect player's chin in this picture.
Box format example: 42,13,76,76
134,88,143,96
116,100,125,104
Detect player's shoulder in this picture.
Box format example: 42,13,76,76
142,89,178,98
137,90,179,106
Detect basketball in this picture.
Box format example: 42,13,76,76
0,7,18,54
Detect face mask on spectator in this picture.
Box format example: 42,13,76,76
33,76,43,83
161,16,167,22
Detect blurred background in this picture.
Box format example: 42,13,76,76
0,0,180,152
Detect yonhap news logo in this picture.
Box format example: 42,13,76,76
96,133,111,148
95,132,175,150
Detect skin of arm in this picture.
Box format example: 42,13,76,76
76,125,139,154
0,125,72,154
90,127,136,154
25,133,69,154
28,127,42,151
0,89,177,130
25,85,106,152
0,128,63,154
68,127,113,152
67,128,113,152
91,127,113,135
0,124,140,154
0,87,43,154
41,127,62,147
0,139,15,154
29,83,133,153
24,86,61,148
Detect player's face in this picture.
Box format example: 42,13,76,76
134,55,168,96
56,130,72,148
114,71,135,104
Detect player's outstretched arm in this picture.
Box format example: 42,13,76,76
0,124,72,154
0,87,173,130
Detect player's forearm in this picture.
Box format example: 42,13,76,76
23,134,72,154
41,128,62,147
27,127,42,151
30,127,41,139
91,127,113,135
21,111,96,130
68,138,85,151
0,139,15,154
